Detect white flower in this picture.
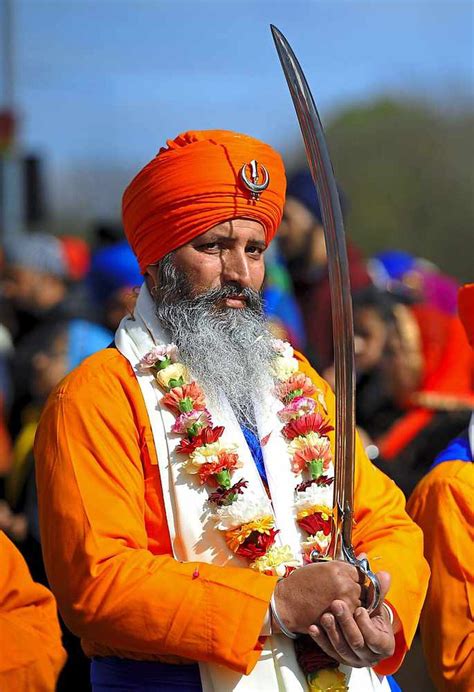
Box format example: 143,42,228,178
187,440,236,471
272,339,294,359
295,483,334,514
214,493,273,531
155,362,189,389
271,355,299,381
301,533,331,555
288,432,327,457
250,544,301,575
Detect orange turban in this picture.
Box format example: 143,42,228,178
458,283,474,347
122,130,286,272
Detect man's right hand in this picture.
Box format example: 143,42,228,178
273,561,363,634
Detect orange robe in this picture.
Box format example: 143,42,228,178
0,531,66,690
34,347,429,676
408,459,474,691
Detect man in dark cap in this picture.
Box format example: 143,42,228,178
278,170,371,372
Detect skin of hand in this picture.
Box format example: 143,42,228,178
308,570,395,668
273,561,364,633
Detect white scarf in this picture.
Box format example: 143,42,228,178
115,284,389,692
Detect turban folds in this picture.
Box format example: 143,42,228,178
122,130,286,272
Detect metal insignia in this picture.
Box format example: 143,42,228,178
239,159,270,201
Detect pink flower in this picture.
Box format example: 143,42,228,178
138,344,179,371
172,409,212,435
278,397,316,423
275,373,316,403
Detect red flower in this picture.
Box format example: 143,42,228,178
297,511,332,536
295,476,333,493
208,479,248,506
236,528,279,559
162,382,205,414
176,425,224,454
294,636,338,676
197,452,240,486
282,412,334,440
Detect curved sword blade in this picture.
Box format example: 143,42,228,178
270,24,355,559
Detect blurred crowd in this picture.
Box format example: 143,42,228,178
0,169,472,690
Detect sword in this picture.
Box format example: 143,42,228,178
271,24,381,613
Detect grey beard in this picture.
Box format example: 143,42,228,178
153,254,275,433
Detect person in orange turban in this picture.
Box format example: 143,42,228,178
122,129,286,271
35,129,429,692
408,283,474,691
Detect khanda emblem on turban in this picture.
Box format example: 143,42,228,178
239,159,270,201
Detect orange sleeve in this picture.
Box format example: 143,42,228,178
34,352,276,674
297,353,430,675
408,462,474,691
0,532,66,691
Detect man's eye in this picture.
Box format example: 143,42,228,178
247,246,265,255
199,242,220,251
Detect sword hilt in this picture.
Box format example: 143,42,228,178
341,542,381,614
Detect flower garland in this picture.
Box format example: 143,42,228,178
138,339,335,574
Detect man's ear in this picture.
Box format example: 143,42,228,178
145,265,159,292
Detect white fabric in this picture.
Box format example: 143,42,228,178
115,284,389,692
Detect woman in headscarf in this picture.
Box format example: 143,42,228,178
371,300,474,497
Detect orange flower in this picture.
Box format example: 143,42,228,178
291,442,332,474
198,451,240,486
162,382,206,414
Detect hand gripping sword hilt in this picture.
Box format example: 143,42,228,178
342,542,381,615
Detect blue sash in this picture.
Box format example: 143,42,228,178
430,428,472,470
91,657,202,691
240,425,268,484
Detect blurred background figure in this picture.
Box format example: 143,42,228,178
1,317,111,691
1,232,92,345
1,232,94,440
278,169,371,371
263,241,306,350
351,286,399,440
88,240,142,332
369,250,460,316
407,283,474,692
373,297,474,497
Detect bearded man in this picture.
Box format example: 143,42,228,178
35,130,429,692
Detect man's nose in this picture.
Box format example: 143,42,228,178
221,250,251,287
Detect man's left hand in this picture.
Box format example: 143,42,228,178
307,571,395,668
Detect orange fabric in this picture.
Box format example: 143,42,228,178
379,304,474,460
122,130,286,272
34,347,429,675
458,283,474,347
408,460,474,691
0,531,66,691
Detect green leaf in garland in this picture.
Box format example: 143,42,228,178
179,397,194,413
308,459,323,479
215,469,231,489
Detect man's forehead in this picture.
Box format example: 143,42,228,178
194,218,266,241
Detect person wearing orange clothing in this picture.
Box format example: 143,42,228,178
407,283,474,691
0,530,66,690
35,130,429,691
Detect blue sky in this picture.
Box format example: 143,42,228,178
3,0,473,218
